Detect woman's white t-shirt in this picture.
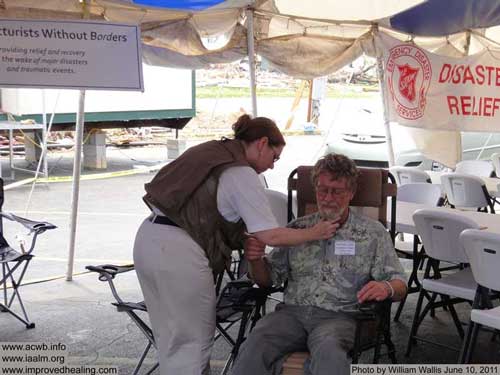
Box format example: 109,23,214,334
217,166,279,233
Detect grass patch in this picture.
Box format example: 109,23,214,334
196,85,378,99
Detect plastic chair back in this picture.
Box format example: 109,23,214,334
264,189,290,227
440,173,489,208
389,166,431,186
397,183,442,205
413,208,479,264
455,160,494,177
460,229,500,292
491,153,500,178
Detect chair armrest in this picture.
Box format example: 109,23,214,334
341,299,392,320
0,212,57,234
86,264,136,304
86,264,135,281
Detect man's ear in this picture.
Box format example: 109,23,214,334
349,187,356,201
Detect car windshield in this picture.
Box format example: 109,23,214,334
331,106,385,136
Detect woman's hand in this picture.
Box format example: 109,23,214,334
310,220,340,240
244,236,266,263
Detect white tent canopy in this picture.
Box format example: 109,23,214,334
3,1,500,80
0,1,450,79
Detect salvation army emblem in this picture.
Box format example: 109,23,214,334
386,44,432,120
397,64,419,102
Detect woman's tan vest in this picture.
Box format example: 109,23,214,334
143,139,250,275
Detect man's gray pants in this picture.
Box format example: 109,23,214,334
231,304,356,375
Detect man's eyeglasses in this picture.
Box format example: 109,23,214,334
316,185,350,198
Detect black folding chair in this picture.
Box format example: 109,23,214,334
87,262,269,375
215,277,269,374
0,178,57,329
86,264,157,375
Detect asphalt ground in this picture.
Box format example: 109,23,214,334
0,139,499,374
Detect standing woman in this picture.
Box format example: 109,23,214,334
133,114,338,375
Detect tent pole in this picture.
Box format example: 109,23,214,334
66,90,86,281
246,8,258,116
374,36,395,167
66,0,89,281
42,90,48,181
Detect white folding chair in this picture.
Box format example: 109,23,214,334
440,173,495,213
389,166,431,186
459,229,500,363
491,153,500,178
455,160,494,178
397,183,443,205
393,183,444,321
406,209,479,357
265,188,293,227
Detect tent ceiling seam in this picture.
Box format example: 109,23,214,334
471,29,500,49
254,8,374,27
258,33,356,43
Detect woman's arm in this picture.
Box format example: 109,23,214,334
251,220,339,247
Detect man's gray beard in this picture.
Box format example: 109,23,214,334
319,209,341,221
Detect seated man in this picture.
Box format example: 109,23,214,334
232,153,407,375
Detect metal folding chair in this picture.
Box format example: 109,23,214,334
215,277,270,374
86,264,157,375
0,178,56,329
87,263,269,375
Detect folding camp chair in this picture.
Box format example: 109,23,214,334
280,166,398,373
287,166,397,240
87,263,269,375
86,264,157,375
0,178,56,329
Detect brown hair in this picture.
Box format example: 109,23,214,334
232,114,285,146
311,153,360,192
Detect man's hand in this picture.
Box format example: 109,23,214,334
310,220,340,240
244,236,266,263
357,281,391,303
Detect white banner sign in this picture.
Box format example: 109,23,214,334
376,32,500,132
0,19,143,91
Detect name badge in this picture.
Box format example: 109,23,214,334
335,240,355,256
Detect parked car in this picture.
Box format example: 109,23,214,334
324,105,500,168
324,106,432,168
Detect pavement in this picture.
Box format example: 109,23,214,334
0,139,499,375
